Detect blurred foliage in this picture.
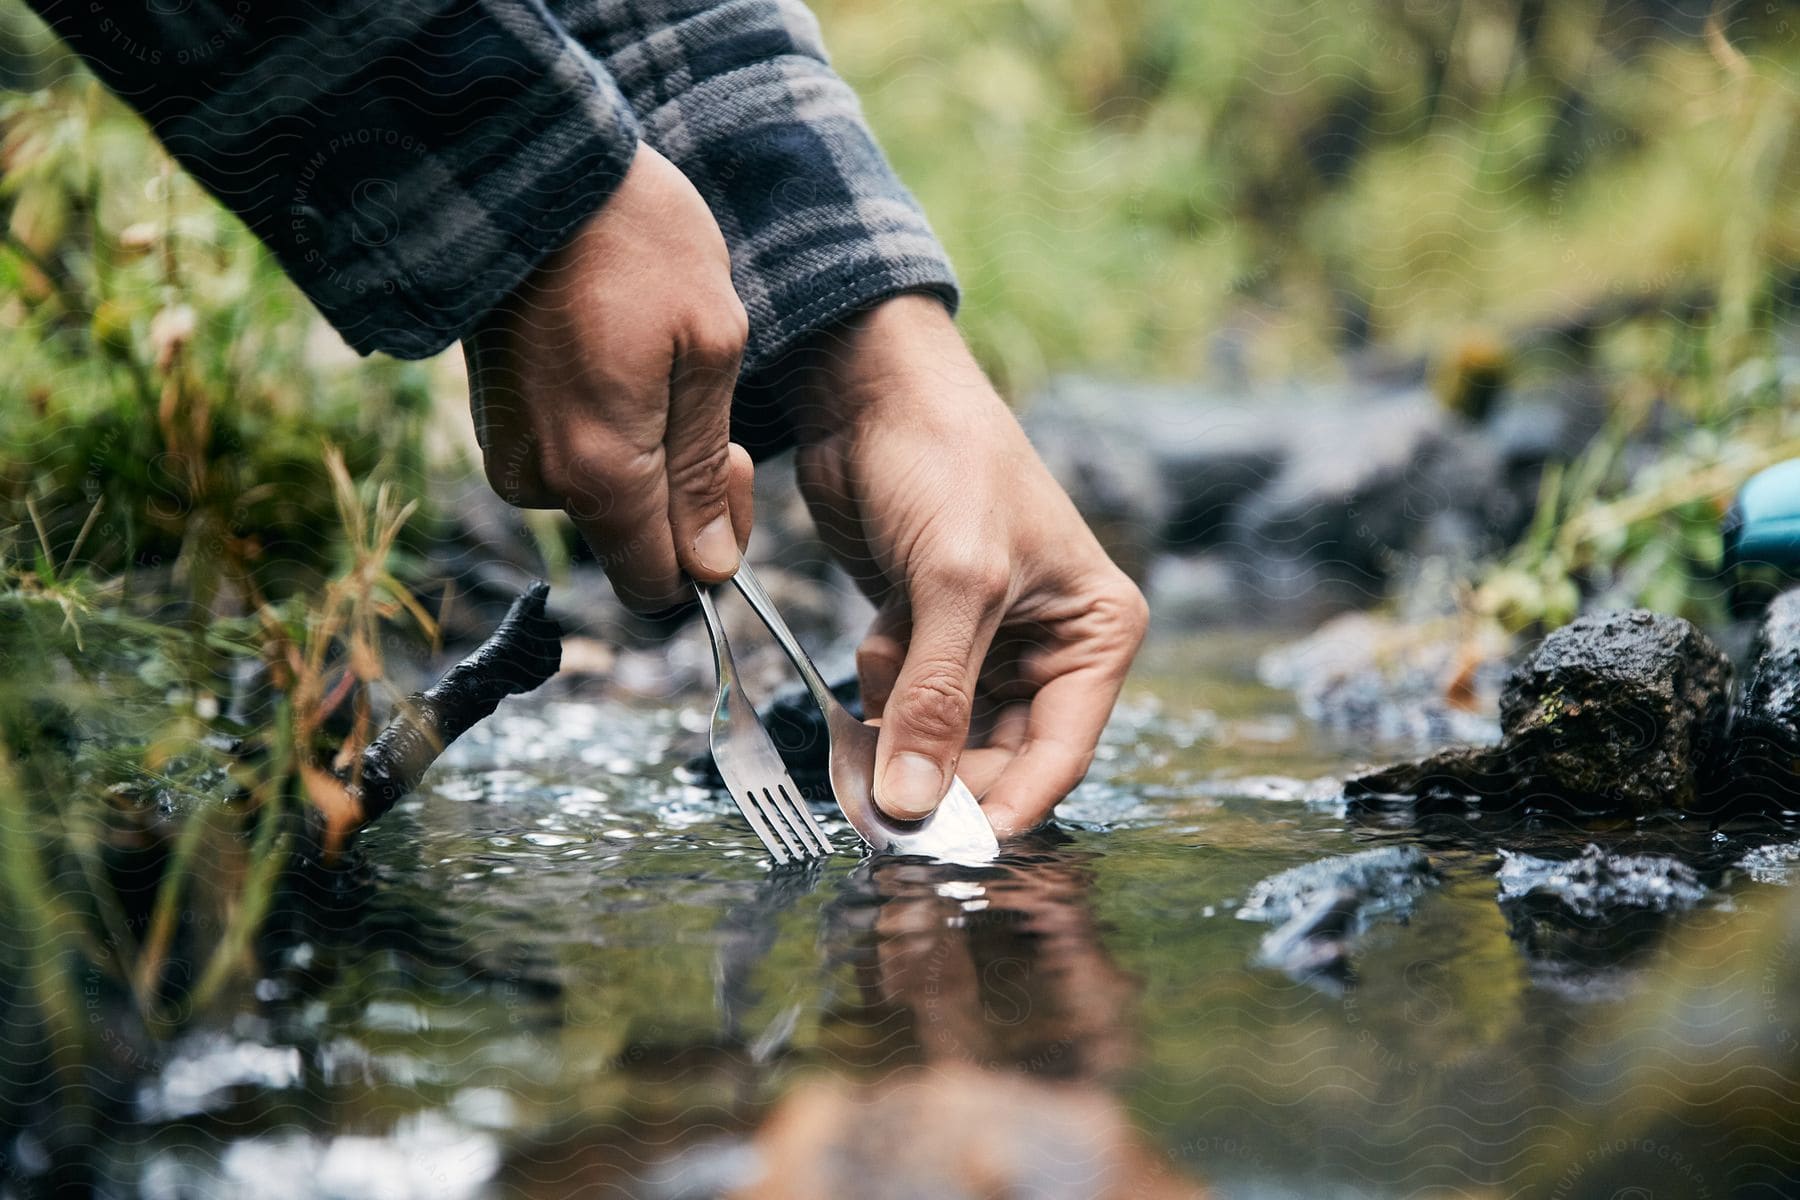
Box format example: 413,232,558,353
0,17,439,613
813,0,1798,629
1474,350,1800,630
818,0,1798,389
0,450,435,1161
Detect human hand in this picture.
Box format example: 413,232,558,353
462,142,752,612
791,296,1148,836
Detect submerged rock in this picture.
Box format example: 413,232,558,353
1737,841,1800,884
1728,589,1800,809
1497,844,1711,999
1499,610,1730,813
1496,844,1708,919
1237,845,1439,982
1349,610,1733,815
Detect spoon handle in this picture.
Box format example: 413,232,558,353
729,562,845,717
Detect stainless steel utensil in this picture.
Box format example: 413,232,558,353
696,583,833,865
730,561,999,866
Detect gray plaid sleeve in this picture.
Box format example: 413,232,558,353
553,0,959,380
26,0,643,359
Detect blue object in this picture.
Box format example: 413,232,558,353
1723,460,1800,572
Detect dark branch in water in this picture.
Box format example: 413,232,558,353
347,580,562,827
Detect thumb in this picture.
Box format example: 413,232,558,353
873,568,1005,820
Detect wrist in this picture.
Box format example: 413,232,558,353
790,293,986,440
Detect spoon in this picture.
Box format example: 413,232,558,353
730,562,1000,866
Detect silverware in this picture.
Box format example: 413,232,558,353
730,561,999,866
696,583,833,865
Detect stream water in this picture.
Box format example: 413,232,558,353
105,629,1800,1198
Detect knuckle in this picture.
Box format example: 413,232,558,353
898,667,973,743
532,448,582,502
546,434,653,518
925,552,1010,611
1090,574,1151,648
690,299,749,364
482,455,530,506
480,437,547,508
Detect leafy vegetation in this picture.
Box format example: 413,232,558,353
819,0,1798,388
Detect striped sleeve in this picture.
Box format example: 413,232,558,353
25,0,642,359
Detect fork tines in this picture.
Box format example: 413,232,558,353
696,580,834,866
738,778,832,864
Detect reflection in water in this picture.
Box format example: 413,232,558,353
712,861,826,1059
819,839,1137,1083
500,841,1191,1200
715,841,1199,1200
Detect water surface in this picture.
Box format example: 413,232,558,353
126,629,1800,1198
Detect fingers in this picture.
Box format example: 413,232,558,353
855,605,908,719
553,436,685,613
979,590,1146,836
666,306,749,583
568,435,750,613
724,441,754,550
464,325,562,509
976,672,1115,836
872,561,1009,821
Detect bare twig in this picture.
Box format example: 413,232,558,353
310,581,562,852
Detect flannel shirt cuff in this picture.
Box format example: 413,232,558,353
600,1,959,378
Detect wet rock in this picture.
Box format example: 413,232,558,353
1737,841,1800,884
1350,610,1733,815
1727,589,1800,809
1237,846,1439,983
1496,844,1708,919
1345,745,1515,809
1497,844,1710,997
1499,610,1731,814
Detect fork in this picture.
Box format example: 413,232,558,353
695,582,834,865
730,562,1000,866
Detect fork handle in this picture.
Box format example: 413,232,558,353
694,584,738,691
729,562,846,718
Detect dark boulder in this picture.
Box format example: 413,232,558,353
1349,610,1733,816
1499,610,1731,814
1726,589,1800,809
1233,394,1481,590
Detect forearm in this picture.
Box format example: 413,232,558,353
25,0,642,359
